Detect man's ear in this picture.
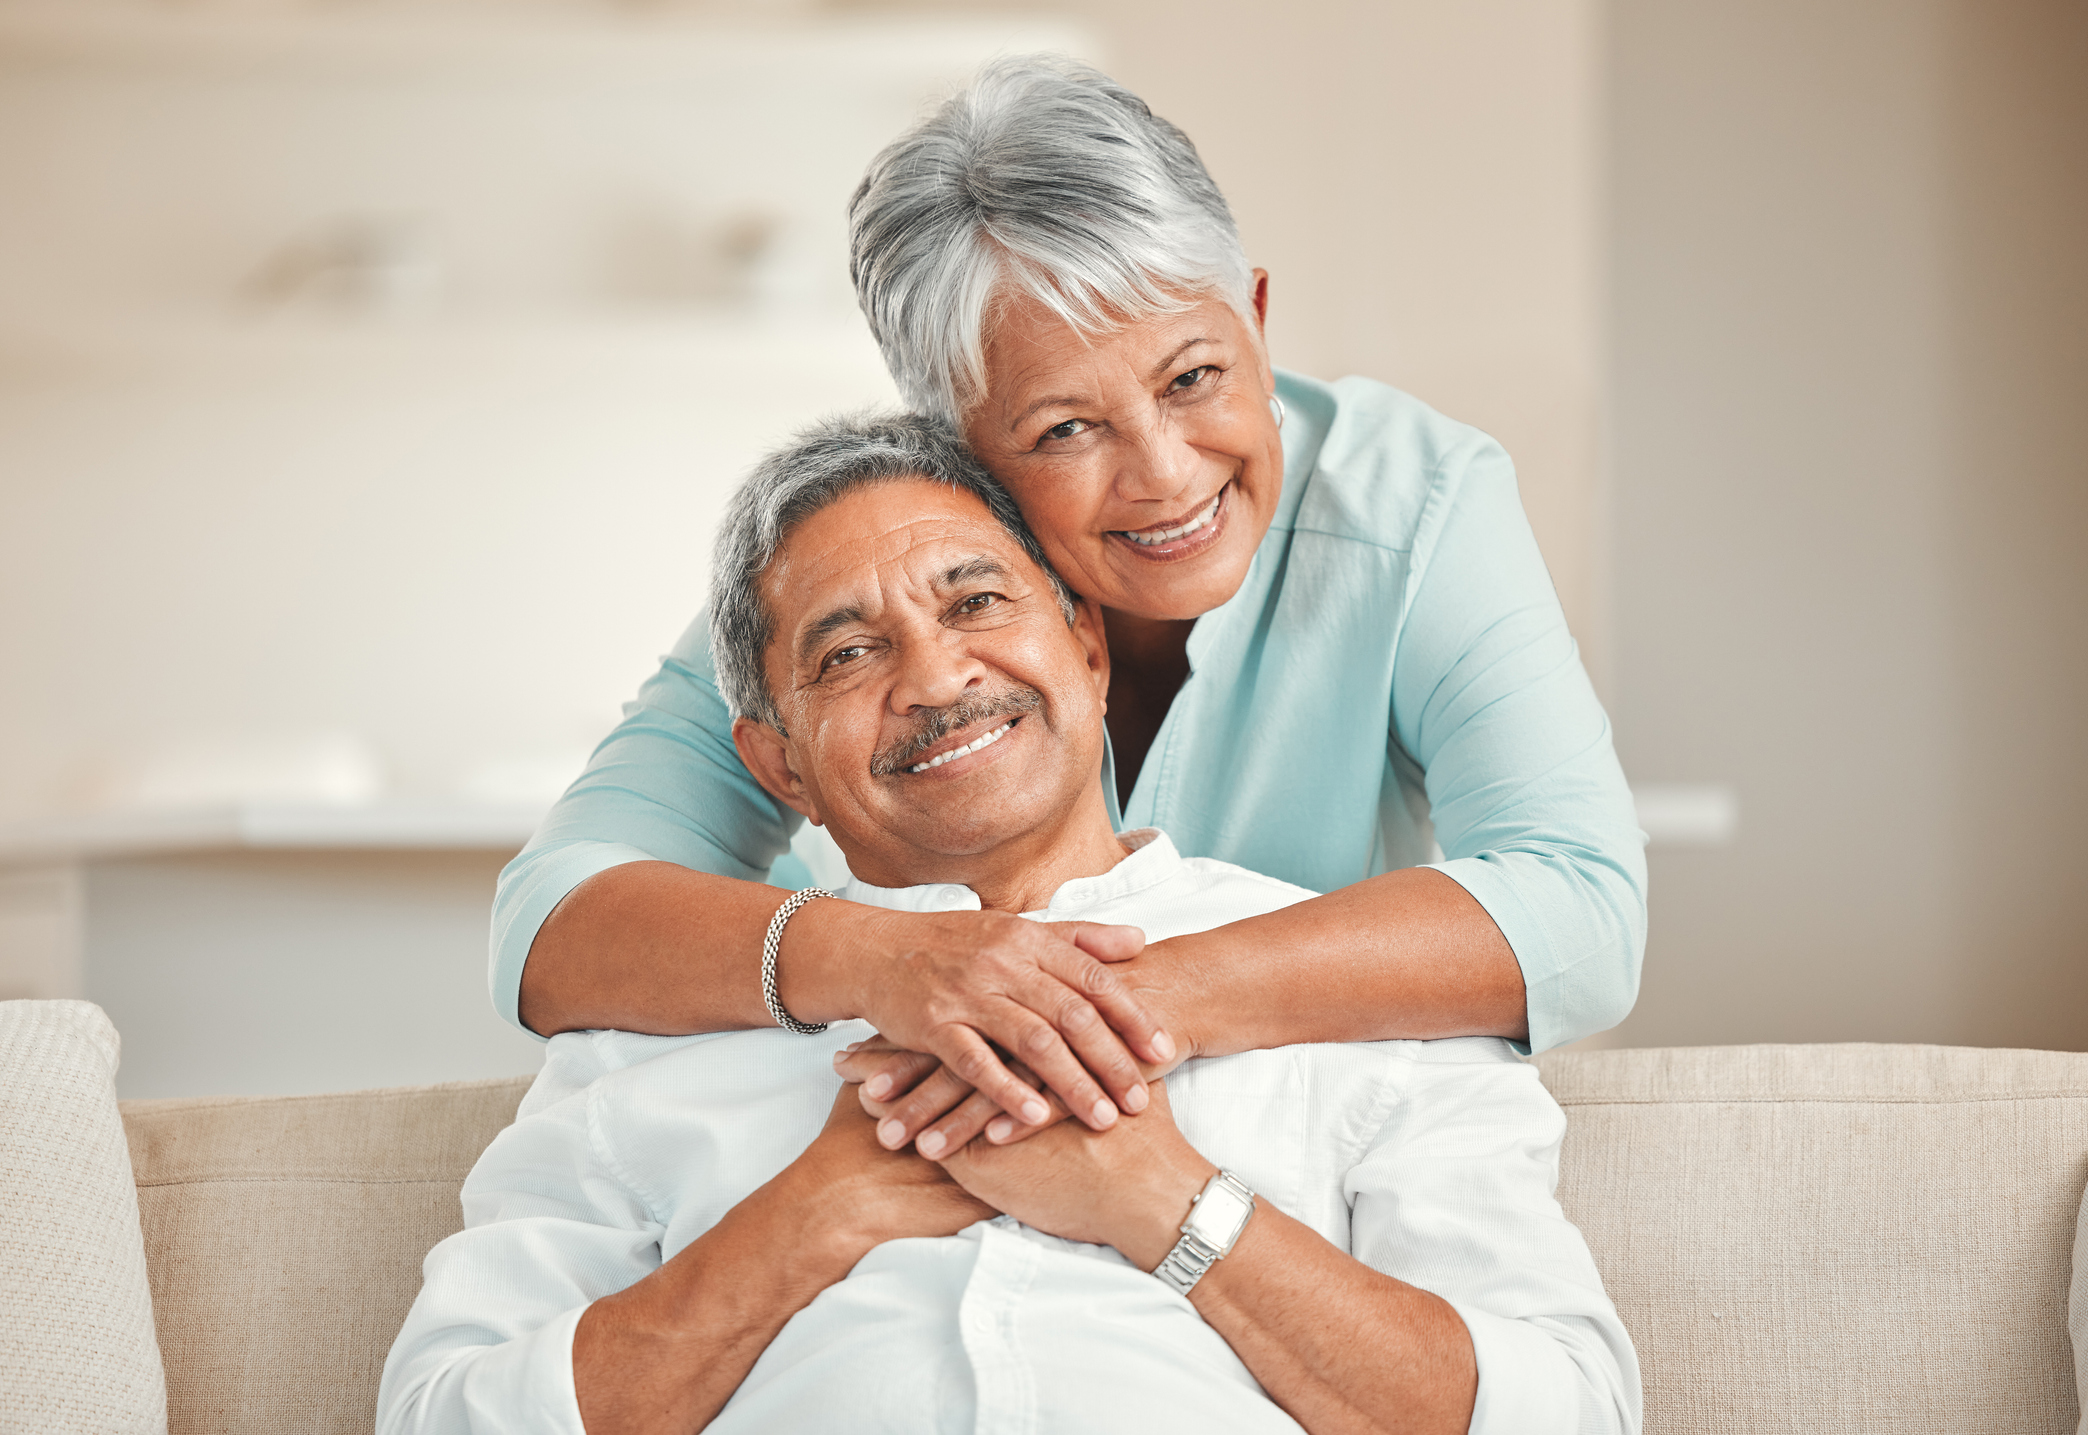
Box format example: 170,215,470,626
732,715,822,825
1071,597,1111,709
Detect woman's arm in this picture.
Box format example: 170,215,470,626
497,616,1169,1130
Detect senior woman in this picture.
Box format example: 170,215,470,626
494,56,1645,1155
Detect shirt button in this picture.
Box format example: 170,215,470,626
967,1311,992,1335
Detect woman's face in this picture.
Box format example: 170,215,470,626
961,275,1283,623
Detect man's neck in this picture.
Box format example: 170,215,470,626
845,786,1130,914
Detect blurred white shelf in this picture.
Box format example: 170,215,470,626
0,799,549,865
0,311,889,376
1633,783,1739,848
0,6,1094,80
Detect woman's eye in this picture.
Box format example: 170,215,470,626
1170,365,1214,391
1040,418,1089,444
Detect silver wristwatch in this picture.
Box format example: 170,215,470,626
1152,1170,1256,1296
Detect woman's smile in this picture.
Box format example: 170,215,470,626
1110,483,1230,561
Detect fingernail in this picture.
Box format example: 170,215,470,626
1091,1099,1117,1128
1020,1098,1049,1125
917,1130,946,1158
1124,1083,1149,1113
877,1119,905,1148
986,1117,1015,1142
844,1040,863,1053
1151,1030,1176,1062
865,1075,892,1099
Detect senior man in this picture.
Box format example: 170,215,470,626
379,413,1639,1435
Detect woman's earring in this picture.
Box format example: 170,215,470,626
1269,394,1287,430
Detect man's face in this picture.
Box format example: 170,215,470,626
732,478,1111,889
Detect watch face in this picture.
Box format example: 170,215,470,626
1185,1181,1254,1248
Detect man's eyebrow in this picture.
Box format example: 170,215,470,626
795,603,864,666
938,556,1010,589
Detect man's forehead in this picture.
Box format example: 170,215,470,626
761,481,1037,645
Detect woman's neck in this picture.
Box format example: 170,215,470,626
1101,608,1196,808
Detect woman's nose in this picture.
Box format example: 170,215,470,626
1112,414,1199,503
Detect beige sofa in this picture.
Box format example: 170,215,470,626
84,1043,2088,1431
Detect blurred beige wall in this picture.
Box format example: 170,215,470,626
1608,0,2088,1048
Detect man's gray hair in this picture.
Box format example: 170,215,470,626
849,53,1254,422
709,410,1076,731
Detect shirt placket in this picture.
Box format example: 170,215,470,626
955,1220,1042,1435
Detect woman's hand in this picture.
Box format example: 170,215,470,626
834,937,1194,1156
797,901,1174,1140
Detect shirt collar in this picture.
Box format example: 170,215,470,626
835,828,1183,920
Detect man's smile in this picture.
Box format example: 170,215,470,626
906,717,1019,773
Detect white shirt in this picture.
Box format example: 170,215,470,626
381,832,1640,1435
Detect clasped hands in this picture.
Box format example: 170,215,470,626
811,908,1212,1269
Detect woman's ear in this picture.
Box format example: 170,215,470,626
733,716,820,824
1250,268,1270,333
1072,597,1111,709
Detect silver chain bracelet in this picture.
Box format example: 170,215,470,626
761,887,833,1035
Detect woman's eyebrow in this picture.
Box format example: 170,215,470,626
1143,337,1217,383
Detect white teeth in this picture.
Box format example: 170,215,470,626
1120,490,1221,546
906,720,1014,774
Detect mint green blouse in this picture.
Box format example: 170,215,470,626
492,372,1647,1053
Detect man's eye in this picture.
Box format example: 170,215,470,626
955,593,999,616
1170,365,1213,391
822,645,868,671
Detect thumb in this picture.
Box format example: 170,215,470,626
1049,921,1145,963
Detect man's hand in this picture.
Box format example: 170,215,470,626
803,904,1172,1142
934,1079,1214,1273
775,1083,1001,1259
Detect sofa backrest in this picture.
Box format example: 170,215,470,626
123,1045,2088,1434
123,1075,532,1435
1535,1042,2087,1434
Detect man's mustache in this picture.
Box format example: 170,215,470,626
869,686,1044,777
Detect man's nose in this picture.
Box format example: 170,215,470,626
889,629,986,715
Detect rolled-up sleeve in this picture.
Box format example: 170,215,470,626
1346,1040,1640,1435
490,610,800,1031
378,1038,661,1435
1392,442,1648,1050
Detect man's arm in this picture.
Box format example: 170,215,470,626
933,1044,1638,1435
380,1067,991,1435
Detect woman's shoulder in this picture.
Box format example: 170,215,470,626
1275,370,1514,553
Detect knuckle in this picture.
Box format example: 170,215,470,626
1053,995,1100,1034
1017,1022,1059,1059
950,1044,997,1084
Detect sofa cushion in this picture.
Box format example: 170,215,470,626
0,999,167,1434
2072,1174,2087,1435
1536,1042,2088,1435
122,1074,531,1435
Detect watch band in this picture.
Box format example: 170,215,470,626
761,888,832,1035
1152,1169,1256,1296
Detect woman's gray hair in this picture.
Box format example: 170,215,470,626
709,410,1076,731
849,53,1254,422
